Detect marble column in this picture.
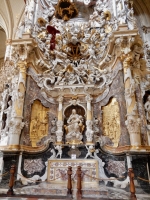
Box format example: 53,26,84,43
86,94,93,121
113,0,117,17
17,152,23,180
9,61,27,145
56,96,64,144
123,57,141,147
85,95,94,143
5,39,12,60
126,153,132,169
25,0,36,33
0,151,3,183
33,0,38,25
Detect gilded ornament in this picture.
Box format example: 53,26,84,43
105,25,112,33
55,0,78,21
29,100,49,147
102,98,121,147
104,10,111,20
37,18,46,26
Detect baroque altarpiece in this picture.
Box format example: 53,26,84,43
0,0,150,198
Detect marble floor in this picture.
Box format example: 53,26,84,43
0,183,150,200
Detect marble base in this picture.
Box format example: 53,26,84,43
47,159,99,186
1,183,150,200
13,183,108,199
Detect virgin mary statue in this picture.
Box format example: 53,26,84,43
64,109,84,144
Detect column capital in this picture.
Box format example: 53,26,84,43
57,95,63,103
85,94,93,102
6,39,12,45
17,61,28,72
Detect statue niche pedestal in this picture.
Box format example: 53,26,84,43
47,159,99,186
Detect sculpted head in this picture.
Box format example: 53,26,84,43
72,109,76,114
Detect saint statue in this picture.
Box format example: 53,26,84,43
64,109,84,144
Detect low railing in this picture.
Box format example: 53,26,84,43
0,165,72,199
1,164,150,200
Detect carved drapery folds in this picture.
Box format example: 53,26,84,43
102,98,121,147
30,100,49,147
64,108,84,144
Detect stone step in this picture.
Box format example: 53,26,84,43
1,183,150,200
13,183,109,199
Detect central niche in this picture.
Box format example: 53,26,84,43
64,104,86,144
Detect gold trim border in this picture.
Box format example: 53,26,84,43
103,145,150,154
0,144,49,153
0,144,150,154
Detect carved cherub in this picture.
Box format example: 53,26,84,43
49,148,56,159
84,145,95,159
51,118,57,134
55,145,62,159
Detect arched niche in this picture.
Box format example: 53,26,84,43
63,104,86,144
64,104,86,125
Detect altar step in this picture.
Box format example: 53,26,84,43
13,183,110,199
2,182,131,200
1,183,150,199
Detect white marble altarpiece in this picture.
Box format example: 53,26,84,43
0,1,150,197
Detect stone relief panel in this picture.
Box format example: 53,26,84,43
21,143,54,179
29,100,49,147
20,72,57,146
24,158,45,175
102,98,121,147
47,159,98,185
93,63,130,146
105,160,126,178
